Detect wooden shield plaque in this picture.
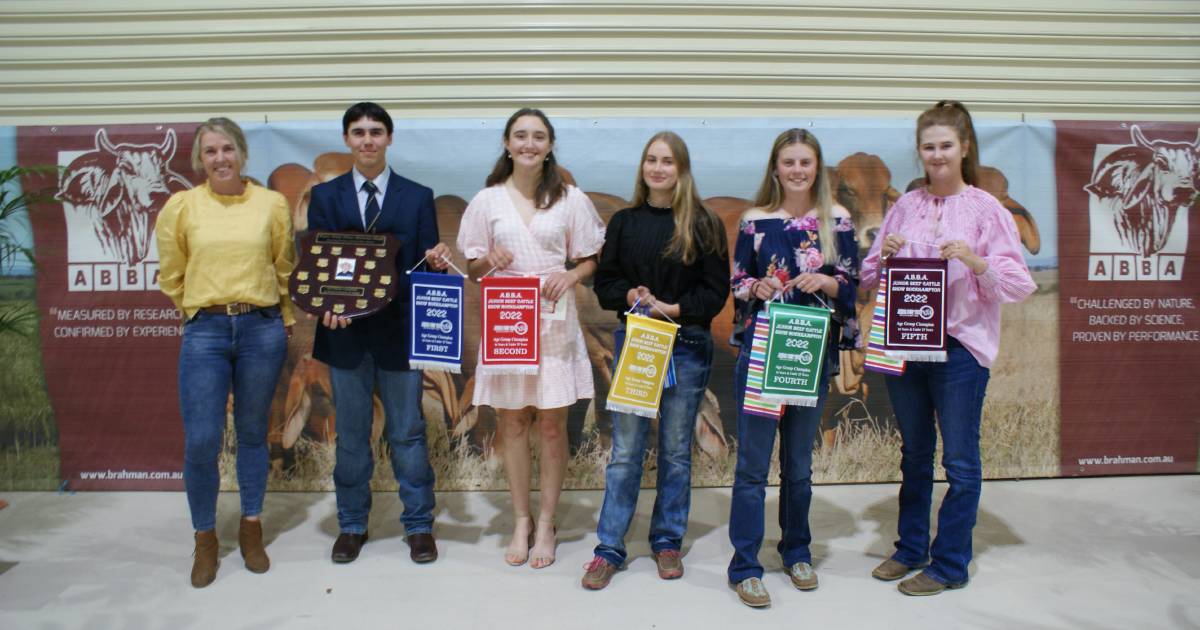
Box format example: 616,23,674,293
289,231,401,319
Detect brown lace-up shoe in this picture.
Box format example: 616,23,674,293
652,549,684,580
239,518,270,574
735,577,771,607
787,561,818,590
581,556,618,590
191,530,219,588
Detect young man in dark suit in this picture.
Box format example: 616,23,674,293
308,101,450,564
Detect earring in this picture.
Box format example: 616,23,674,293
506,152,512,159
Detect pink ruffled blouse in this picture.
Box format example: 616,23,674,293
860,186,1036,368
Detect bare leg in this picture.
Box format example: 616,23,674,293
531,406,568,569
498,407,535,565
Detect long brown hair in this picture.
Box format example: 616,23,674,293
485,107,566,209
751,128,839,265
631,131,726,265
916,99,980,187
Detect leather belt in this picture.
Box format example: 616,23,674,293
200,303,272,316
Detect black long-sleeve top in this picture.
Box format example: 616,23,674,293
593,203,730,328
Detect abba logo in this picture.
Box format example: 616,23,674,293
627,363,658,378
56,129,191,292
494,321,529,335
419,319,455,334
896,305,936,320
1083,126,1196,281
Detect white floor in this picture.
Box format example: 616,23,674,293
0,476,1197,629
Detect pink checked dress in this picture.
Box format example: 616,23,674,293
457,184,606,410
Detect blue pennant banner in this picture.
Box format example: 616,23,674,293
409,271,464,373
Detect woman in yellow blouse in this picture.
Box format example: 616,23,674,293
156,117,296,588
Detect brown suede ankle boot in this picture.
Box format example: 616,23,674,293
239,518,270,574
191,530,219,588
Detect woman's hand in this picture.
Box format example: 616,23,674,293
788,272,837,296
626,287,642,307
627,285,655,308
752,275,783,301
484,246,514,273
543,270,580,302
940,239,988,274
880,233,906,259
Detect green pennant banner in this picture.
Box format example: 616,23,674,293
761,303,831,407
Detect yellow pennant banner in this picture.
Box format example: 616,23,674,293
606,314,680,418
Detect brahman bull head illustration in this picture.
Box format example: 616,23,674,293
1084,126,1199,256
56,129,191,264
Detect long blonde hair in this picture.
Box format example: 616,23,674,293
631,131,726,265
752,128,838,265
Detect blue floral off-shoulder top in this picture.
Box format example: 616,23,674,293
730,215,860,353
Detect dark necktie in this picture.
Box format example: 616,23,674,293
362,180,381,232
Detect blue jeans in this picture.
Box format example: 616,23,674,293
727,343,830,583
594,325,713,567
329,356,435,535
178,308,287,532
884,338,990,586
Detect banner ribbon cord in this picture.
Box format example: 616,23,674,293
625,296,678,325
407,254,468,277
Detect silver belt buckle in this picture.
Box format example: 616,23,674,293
226,303,251,316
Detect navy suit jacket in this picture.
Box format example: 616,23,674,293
307,169,439,371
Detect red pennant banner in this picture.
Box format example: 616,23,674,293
479,276,540,374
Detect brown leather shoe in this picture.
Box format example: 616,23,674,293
735,577,771,608
331,532,368,564
787,561,819,590
652,549,684,580
407,532,438,563
238,518,270,574
872,558,924,581
898,570,967,596
191,530,219,588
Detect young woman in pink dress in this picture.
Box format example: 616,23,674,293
457,108,605,569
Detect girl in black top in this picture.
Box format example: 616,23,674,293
582,131,729,589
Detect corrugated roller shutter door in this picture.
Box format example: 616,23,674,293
0,0,1197,123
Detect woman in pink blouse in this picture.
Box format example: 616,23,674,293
457,108,605,569
859,101,1036,596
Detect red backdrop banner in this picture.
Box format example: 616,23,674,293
1056,121,1200,476
20,124,201,489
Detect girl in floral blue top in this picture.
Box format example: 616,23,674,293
727,129,860,608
